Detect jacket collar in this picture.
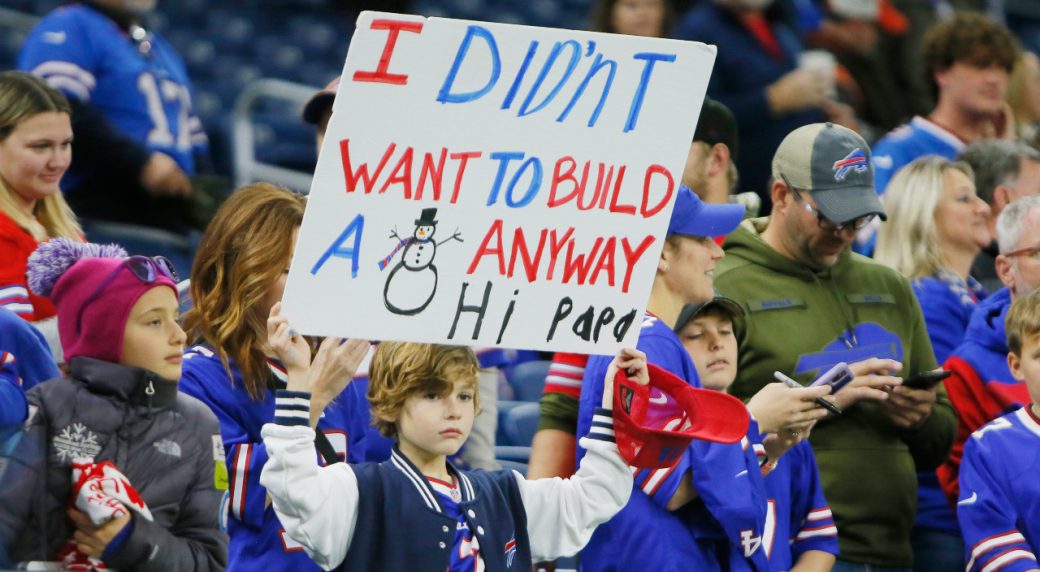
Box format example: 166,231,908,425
722,217,853,281
389,447,475,513
965,287,1011,352
69,357,178,408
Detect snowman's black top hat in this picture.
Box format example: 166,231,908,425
415,208,438,226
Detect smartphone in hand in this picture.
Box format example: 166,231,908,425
903,370,951,390
809,362,855,393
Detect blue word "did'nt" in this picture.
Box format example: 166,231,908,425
436,25,676,134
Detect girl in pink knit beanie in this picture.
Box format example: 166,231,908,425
0,238,226,569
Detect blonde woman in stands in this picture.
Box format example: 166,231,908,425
0,71,81,359
875,156,991,570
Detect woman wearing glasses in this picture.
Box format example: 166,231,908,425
0,238,226,569
179,182,369,572
0,71,81,359
874,156,990,572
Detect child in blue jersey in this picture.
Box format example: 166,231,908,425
958,290,1040,572
675,298,838,571
261,316,641,571
178,183,369,571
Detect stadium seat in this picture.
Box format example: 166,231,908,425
506,360,550,402
494,445,532,463
496,458,528,477
81,219,198,279
500,401,540,447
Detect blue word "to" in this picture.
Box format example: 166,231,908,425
436,25,676,134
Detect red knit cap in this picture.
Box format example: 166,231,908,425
27,239,178,363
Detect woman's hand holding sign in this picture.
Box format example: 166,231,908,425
268,302,370,426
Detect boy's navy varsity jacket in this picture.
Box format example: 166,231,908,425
260,390,632,571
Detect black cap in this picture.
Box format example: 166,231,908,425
302,77,340,125
674,295,745,332
693,98,739,161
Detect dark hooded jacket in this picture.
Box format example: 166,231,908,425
714,218,954,567
0,357,227,570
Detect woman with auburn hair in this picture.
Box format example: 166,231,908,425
590,0,673,37
874,156,990,570
179,182,369,572
0,71,81,355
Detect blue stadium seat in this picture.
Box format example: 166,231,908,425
81,220,198,279
500,401,540,447
496,459,528,477
506,360,550,402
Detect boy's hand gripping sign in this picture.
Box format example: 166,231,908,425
283,11,716,354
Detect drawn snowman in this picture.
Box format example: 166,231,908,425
379,208,462,315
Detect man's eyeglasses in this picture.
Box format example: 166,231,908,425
783,175,876,233
75,256,178,335
1003,243,1040,261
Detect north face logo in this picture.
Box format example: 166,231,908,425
154,439,182,458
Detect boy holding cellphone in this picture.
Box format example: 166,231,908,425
676,297,839,571
957,290,1040,572
260,307,646,570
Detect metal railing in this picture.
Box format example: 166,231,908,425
231,77,317,192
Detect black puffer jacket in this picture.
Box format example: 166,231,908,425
0,357,227,570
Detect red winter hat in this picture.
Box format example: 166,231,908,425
613,363,749,468
27,238,178,364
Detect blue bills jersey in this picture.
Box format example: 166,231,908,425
762,440,839,570
576,313,769,571
958,407,1040,572
180,345,367,571
429,476,487,572
855,117,964,255
18,4,208,192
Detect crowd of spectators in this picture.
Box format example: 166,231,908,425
1,0,1040,570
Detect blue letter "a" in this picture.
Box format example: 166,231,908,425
311,214,365,278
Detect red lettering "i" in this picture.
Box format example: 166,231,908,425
352,19,424,85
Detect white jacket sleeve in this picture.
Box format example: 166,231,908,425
259,390,358,570
517,407,632,561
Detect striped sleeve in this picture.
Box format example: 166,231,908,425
0,285,34,320
585,408,616,443
542,352,588,399
794,508,838,543
274,390,311,427
19,11,98,102
225,441,269,528
959,429,1037,572
790,444,839,558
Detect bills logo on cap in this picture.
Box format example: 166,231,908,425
832,148,868,181
620,386,634,413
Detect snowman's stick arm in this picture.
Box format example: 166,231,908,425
438,228,463,246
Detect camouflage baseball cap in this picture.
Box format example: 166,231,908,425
772,122,887,223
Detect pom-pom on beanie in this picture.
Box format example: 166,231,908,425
27,238,178,363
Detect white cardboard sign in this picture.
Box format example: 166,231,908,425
282,11,716,354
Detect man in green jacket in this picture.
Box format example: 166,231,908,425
714,123,956,570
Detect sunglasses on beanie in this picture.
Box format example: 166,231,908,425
75,256,178,335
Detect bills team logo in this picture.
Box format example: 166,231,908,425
620,386,634,413
504,536,517,567
832,148,868,181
